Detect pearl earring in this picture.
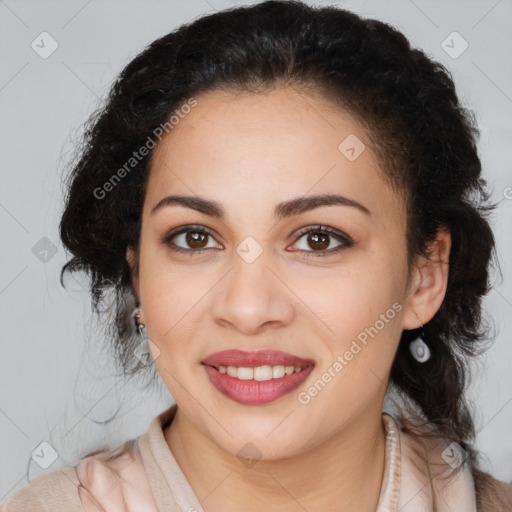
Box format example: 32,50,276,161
409,324,430,363
132,306,154,367
132,306,147,341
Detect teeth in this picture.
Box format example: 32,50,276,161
254,365,273,381
237,367,254,380
217,364,310,380
272,365,285,378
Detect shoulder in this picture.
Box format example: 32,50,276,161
395,422,476,511
0,466,82,512
1,439,156,512
74,438,158,511
395,420,512,512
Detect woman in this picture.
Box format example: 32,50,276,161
2,1,511,510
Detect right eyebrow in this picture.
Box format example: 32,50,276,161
151,195,224,218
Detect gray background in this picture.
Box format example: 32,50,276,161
1,0,511,502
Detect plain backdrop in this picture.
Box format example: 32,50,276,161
1,0,511,502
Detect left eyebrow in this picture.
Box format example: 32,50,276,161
150,193,371,219
274,193,371,219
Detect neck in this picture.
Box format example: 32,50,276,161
164,405,387,512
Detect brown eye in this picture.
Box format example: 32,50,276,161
291,225,354,258
186,231,208,249
163,226,222,253
306,232,330,251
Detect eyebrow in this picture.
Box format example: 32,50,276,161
150,193,371,219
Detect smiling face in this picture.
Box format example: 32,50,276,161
126,86,447,459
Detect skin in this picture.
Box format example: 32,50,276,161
82,86,450,512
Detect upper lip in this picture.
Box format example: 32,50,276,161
202,349,315,368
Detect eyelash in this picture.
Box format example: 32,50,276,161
162,224,354,258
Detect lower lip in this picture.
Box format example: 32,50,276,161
204,365,314,405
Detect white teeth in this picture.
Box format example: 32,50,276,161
237,367,254,380
254,365,273,381
217,364,310,380
272,365,285,378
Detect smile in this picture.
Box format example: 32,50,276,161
202,349,315,405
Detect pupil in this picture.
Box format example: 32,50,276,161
309,233,328,250
187,232,206,248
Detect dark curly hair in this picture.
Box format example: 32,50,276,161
59,0,501,500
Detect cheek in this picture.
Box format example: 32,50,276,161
297,258,402,337
300,300,402,425
299,260,404,384
139,239,208,320
137,250,203,359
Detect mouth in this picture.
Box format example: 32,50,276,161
202,349,315,405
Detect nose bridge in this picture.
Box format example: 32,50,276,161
211,236,293,332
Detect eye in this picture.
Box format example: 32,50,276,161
163,225,222,254
290,225,354,258
162,224,354,257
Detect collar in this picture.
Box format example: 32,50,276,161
136,405,477,512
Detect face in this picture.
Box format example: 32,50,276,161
128,86,427,459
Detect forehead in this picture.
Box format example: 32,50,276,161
145,87,405,226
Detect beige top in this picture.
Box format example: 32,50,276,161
0,405,479,511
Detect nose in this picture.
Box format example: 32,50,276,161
210,249,295,335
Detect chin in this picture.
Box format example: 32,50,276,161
207,414,310,459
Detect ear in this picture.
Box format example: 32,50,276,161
126,246,141,309
401,227,451,330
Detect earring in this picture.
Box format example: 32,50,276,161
409,324,430,363
132,306,148,341
132,306,142,329
132,306,153,366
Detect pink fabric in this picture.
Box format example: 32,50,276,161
379,413,477,511
1,405,478,511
